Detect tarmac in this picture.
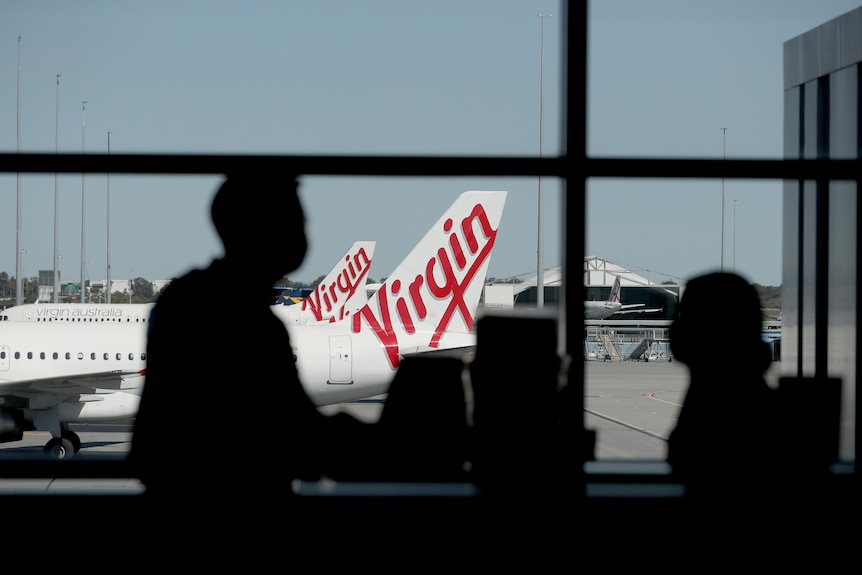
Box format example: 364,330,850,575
0,358,784,495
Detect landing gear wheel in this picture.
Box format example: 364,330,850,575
44,437,75,460
62,429,82,453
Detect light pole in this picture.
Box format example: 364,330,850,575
733,199,737,273
80,101,87,303
54,74,62,303
20,250,26,302
720,126,727,272
82,260,88,303
129,269,133,304
536,13,551,308
16,35,23,306
106,131,112,303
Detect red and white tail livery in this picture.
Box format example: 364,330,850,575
289,189,507,405
273,240,375,325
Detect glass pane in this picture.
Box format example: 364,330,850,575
585,178,783,460
588,0,862,159
0,174,563,475
0,1,563,158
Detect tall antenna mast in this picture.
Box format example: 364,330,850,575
106,131,112,303
54,74,62,302
536,13,551,308
80,100,87,303
16,35,23,305
720,126,727,272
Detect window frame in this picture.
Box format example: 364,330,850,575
0,2,855,491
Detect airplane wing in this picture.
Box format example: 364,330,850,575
0,369,144,399
400,345,476,361
611,306,663,316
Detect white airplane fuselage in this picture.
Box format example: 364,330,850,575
0,302,155,323
584,301,623,320
291,320,476,405
0,319,474,414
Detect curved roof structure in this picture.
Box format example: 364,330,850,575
505,256,684,296
583,256,683,290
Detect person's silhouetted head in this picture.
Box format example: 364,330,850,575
670,271,770,373
211,172,306,281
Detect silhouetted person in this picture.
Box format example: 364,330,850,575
129,173,364,507
667,271,779,503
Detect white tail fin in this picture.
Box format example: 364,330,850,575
608,275,622,303
273,241,375,324
350,190,508,368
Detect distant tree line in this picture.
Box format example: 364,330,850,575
753,283,782,311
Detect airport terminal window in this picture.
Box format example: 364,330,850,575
584,178,783,461
0,2,855,510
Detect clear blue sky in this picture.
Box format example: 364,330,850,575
1,0,859,289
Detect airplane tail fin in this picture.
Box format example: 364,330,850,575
351,190,508,367
608,275,622,303
273,241,376,324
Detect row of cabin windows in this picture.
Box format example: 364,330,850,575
36,318,147,323
0,317,148,323
0,351,146,361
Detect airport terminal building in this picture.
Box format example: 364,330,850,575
782,6,861,462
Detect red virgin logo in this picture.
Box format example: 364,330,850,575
352,202,497,368
301,246,372,322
